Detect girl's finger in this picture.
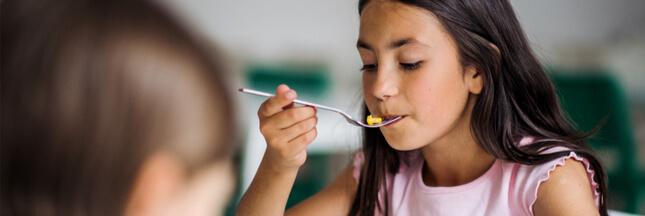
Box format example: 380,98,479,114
258,85,296,118
263,115,317,146
268,106,317,129
280,116,318,141
288,126,318,151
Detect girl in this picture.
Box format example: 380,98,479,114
1,0,236,215
237,0,607,215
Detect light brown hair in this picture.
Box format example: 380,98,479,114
1,0,235,215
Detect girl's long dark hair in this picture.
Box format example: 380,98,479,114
349,0,608,215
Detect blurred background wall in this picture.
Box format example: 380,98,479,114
157,0,645,213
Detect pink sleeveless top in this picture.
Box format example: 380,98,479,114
352,138,601,215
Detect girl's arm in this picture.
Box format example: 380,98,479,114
285,164,357,215
237,85,356,216
533,158,600,216
237,159,357,216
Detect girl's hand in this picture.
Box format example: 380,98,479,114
257,84,318,171
238,85,354,216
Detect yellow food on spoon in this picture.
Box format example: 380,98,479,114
367,115,382,125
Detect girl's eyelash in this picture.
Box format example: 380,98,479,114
360,64,377,72
360,62,421,72
400,61,422,70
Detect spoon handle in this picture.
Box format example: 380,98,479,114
238,88,341,113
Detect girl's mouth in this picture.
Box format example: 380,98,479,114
381,115,405,126
382,115,403,120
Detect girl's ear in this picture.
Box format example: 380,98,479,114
124,151,185,216
465,66,483,94
465,43,497,95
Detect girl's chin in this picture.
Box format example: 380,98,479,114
383,137,422,151
389,145,419,151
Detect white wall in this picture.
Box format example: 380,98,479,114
511,0,645,100
160,0,364,94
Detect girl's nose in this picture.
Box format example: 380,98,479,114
371,66,399,100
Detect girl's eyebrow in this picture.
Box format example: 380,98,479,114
357,40,373,50
357,37,420,50
390,38,413,49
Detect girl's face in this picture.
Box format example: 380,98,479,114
359,1,482,150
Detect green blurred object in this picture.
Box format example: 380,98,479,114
549,68,643,213
246,63,329,99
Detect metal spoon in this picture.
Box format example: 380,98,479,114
239,88,402,128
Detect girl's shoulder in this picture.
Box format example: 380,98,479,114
504,138,601,215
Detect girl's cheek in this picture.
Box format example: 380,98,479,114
362,75,376,100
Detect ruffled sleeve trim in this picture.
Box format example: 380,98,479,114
528,151,601,215
352,151,364,183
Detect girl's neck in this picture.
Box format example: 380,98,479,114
418,94,495,187
419,130,495,187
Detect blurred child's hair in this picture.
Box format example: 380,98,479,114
1,0,235,215
350,1,608,215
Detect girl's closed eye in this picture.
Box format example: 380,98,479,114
400,61,422,71
360,64,378,72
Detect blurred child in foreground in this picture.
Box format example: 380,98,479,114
1,0,237,215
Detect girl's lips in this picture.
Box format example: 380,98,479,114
382,115,405,126
381,115,403,121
